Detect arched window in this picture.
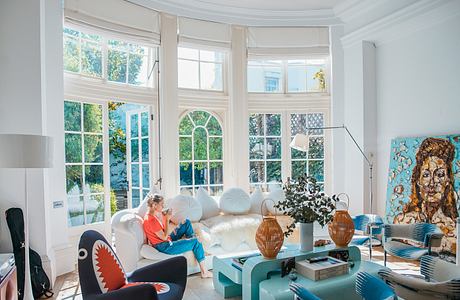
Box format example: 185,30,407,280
179,110,223,196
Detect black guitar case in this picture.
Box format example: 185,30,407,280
5,208,53,299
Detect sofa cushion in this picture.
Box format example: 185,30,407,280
219,188,250,215
168,195,202,223
265,187,285,216
249,187,267,215
200,214,261,251
196,187,220,219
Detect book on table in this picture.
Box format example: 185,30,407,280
295,256,349,281
231,253,261,271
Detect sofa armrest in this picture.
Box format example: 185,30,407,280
88,284,157,300
128,256,187,287
424,233,443,249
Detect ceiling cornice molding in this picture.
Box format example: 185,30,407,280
341,0,459,48
128,0,343,26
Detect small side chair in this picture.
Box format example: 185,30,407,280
351,214,385,260
382,223,443,266
78,230,187,300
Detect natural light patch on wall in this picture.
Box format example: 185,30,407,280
179,110,224,195
178,47,224,91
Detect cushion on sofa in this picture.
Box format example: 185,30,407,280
196,187,220,219
219,188,250,215
167,195,202,223
136,186,159,217
249,187,268,215
265,187,285,216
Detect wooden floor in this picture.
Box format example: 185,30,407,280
51,246,420,300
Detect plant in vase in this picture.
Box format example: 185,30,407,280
274,175,335,251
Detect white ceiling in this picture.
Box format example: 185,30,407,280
129,0,349,26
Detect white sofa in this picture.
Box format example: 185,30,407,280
111,196,270,275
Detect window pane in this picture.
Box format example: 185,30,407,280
179,137,192,160
179,115,194,135
291,147,307,159
209,137,222,160
180,162,193,186
210,162,223,184
132,188,140,208
65,133,82,163
141,138,149,162
200,62,223,90
63,35,79,73
142,164,150,188
266,114,281,136
66,165,83,195
290,114,306,136
178,47,199,60
266,161,282,182
141,112,149,137
249,138,264,160
307,66,326,92
86,194,104,224
131,139,139,162
81,32,101,42
132,164,139,187
200,50,224,62
209,186,223,196
287,65,307,92
207,116,222,136
291,161,307,181
68,196,84,227
247,61,283,93
194,162,208,185
178,59,199,89
189,111,210,126
249,114,264,136
309,160,324,181
247,66,264,92
250,161,265,183
81,40,102,77
307,113,324,135
64,27,79,37
108,40,128,50
83,103,103,133
130,114,138,137
64,101,81,131
128,53,149,86
266,138,281,159
85,165,104,193
309,137,324,159
193,127,208,161
84,134,103,163
108,49,127,83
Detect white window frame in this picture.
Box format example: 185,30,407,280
178,110,224,195
177,46,226,92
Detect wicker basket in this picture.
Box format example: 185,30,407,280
255,199,284,259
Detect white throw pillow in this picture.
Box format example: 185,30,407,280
136,187,159,217
196,187,220,219
249,187,268,215
168,195,202,223
265,188,285,215
219,188,250,215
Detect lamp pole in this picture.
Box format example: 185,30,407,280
306,125,373,213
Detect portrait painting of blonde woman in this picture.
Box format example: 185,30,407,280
386,136,460,255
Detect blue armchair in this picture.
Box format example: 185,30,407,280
383,223,443,266
351,214,385,260
78,230,187,300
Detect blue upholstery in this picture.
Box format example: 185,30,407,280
383,223,443,266
78,230,187,300
355,272,397,300
289,283,322,300
350,214,384,259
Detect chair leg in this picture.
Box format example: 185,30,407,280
384,251,387,266
369,242,372,261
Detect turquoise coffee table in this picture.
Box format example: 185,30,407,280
213,245,387,300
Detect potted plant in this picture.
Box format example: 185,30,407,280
274,175,335,251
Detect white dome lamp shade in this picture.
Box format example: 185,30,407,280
289,133,309,152
0,134,53,300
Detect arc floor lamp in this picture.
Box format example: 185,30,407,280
0,134,53,300
290,125,373,213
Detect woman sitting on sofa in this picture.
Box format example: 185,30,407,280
143,194,212,278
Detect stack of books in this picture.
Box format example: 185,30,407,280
295,256,348,281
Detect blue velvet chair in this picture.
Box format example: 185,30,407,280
78,230,187,300
382,223,443,266
289,272,396,300
351,214,385,260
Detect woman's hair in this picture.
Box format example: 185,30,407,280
146,193,164,207
402,137,457,219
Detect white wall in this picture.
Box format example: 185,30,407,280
375,14,460,216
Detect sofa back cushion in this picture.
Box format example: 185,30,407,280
219,188,250,215
196,187,220,219
168,195,203,223
249,187,268,215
